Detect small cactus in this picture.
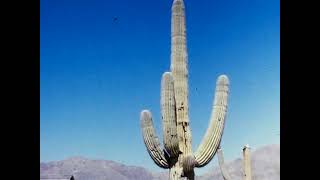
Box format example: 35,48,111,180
217,145,254,180
243,145,252,180
217,148,232,180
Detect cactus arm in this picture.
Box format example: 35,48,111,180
194,75,230,167
161,72,180,157
182,155,196,174
140,110,169,168
217,148,232,180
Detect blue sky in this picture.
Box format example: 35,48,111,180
40,0,279,174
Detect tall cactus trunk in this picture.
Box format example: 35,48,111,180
169,169,195,180
169,163,195,180
171,0,193,178
169,165,182,180
171,0,192,155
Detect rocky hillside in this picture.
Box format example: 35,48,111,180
199,144,280,180
40,144,279,180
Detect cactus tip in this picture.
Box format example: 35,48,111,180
243,144,250,150
162,72,172,78
141,109,151,115
217,74,229,85
140,110,152,121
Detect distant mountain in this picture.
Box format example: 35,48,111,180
40,157,157,180
40,144,279,180
199,144,280,180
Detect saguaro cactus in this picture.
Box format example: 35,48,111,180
217,145,254,180
243,145,252,180
217,148,232,180
140,0,230,179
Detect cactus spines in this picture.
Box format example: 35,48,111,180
217,148,232,180
243,145,252,180
140,0,230,179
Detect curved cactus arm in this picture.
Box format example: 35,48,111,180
161,72,179,157
217,148,232,180
140,110,169,168
194,75,230,167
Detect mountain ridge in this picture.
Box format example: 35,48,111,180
40,144,279,180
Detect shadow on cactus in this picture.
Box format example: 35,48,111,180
139,0,230,179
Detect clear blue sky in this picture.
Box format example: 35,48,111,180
40,0,279,175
